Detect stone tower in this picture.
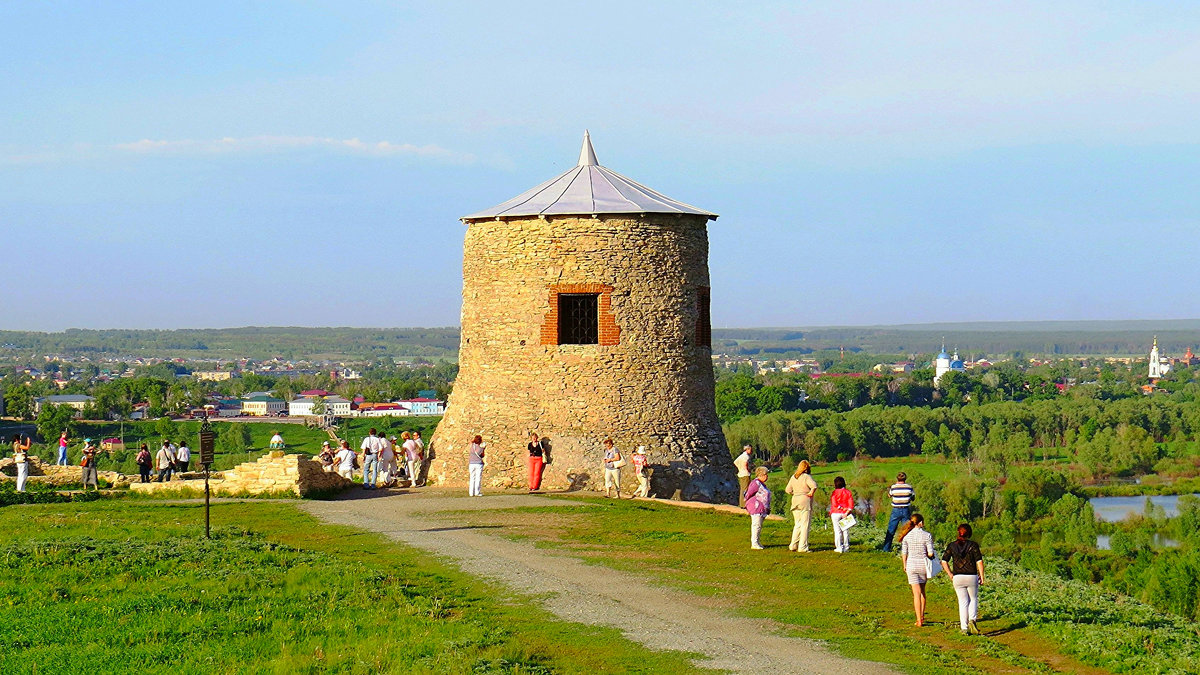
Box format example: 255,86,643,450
428,132,736,502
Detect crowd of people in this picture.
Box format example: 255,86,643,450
316,428,428,490
742,447,988,636
130,438,192,484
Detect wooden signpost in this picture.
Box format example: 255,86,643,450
199,415,216,539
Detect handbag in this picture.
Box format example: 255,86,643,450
925,552,942,579
611,455,627,469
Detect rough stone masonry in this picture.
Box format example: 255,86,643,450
429,212,737,502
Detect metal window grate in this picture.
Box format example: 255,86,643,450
696,287,711,348
558,294,599,344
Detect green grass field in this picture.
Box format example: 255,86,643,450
0,500,712,674
439,495,1200,674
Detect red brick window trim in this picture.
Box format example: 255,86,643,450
541,283,620,346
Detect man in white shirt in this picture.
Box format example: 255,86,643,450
156,441,176,482
379,436,397,487
360,428,383,489
175,442,192,473
734,445,752,507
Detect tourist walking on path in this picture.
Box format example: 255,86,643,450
467,435,486,496
360,428,383,489
335,440,356,480
632,446,649,498
899,513,936,627
881,472,914,552
135,443,152,483
941,523,986,635
155,441,175,482
11,434,31,493
734,445,752,507
785,460,817,552
527,432,546,492
269,431,285,450
602,439,623,498
175,441,191,474
81,439,99,490
380,437,397,487
828,476,855,553
57,431,69,466
744,466,772,550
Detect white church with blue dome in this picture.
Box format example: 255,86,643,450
934,340,966,385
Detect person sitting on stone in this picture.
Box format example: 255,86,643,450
317,441,336,472
269,431,285,450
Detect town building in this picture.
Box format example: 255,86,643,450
355,402,409,417
241,395,286,416
1149,336,1171,380
934,342,966,386
288,395,352,417
429,132,736,501
33,394,94,416
194,370,235,381
396,398,445,416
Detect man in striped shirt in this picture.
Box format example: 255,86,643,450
882,472,914,552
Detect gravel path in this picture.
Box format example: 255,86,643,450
301,490,896,674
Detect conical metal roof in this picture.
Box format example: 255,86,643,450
461,131,717,222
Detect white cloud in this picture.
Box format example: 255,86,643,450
112,135,476,163
3,136,476,165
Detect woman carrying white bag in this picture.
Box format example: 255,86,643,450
898,513,937,627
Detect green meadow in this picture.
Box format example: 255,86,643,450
0,500,710,674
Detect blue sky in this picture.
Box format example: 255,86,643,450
3,2,1199,330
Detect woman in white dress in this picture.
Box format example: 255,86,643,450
899,513,936,627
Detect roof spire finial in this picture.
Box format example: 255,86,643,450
578,130,598,167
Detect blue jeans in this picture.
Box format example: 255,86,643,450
882,506,910,552
363,456,379,487
58,446,68,465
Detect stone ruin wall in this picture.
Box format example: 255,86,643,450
429,213,737,502
127,452,352,496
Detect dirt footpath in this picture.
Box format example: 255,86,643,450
301,490,896,675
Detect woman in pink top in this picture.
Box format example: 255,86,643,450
744,466,772,550
828,476,854,553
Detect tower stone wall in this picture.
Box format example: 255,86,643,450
428,213,736,502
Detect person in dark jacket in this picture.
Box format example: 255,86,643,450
135,443,153,483
940,523,986,635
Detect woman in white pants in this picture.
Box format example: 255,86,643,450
941,523,986,635
467,435,485,496
11,434,31,492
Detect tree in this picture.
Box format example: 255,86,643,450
154,416,178,441
4,385,34,420
310,396,327,416
36,403,75,442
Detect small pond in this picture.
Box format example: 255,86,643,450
1095,533,1179,550
1088,494,1200,522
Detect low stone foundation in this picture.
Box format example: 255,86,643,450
0,456,130,488
128,451,351,497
